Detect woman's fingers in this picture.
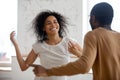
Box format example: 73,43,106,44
10,31,16,41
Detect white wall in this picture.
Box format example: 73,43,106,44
11,56,35,80
0,0,94,80
9,0,93,80
18,0,83,54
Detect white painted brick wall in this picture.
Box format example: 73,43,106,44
14,0,93,80
18,0,83,54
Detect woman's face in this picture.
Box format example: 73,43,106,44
44,15,60,35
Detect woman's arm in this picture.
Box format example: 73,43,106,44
10,31,38,71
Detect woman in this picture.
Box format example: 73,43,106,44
10,10,82,80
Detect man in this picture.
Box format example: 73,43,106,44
31,2,120,80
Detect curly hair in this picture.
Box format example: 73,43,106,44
32,10,68,42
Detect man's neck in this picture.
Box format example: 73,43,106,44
102,25,112,30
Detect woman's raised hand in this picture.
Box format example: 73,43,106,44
10,31,17,45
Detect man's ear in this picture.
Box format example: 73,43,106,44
91,15,95,23
92,15,99,26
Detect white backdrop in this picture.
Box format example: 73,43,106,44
18,0,83,54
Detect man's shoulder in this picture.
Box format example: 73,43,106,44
85,31,95,37
85,28,104,36
84,29,99,41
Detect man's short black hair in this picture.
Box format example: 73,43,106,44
90,2,114,25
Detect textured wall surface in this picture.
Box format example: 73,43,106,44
18,0,83,54
16,0,92,80
0,0,93,80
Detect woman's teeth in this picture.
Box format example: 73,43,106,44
50,28,56,31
